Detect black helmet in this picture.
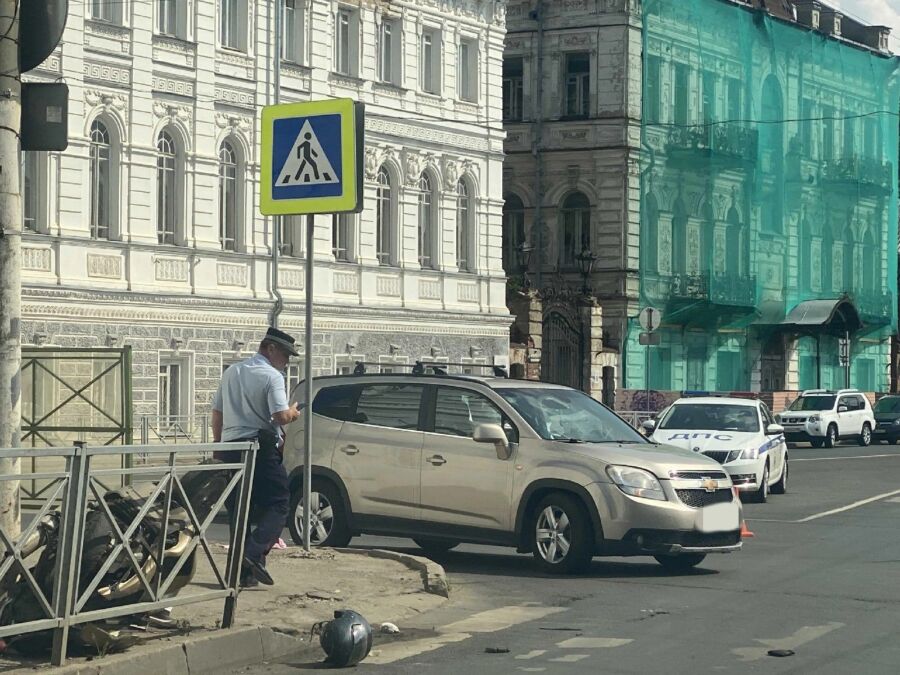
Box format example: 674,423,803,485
318,609,373,667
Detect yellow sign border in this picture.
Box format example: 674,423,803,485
259,98,360,216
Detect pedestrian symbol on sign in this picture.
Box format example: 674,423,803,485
276,120,339,187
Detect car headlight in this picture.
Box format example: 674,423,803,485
892,419,900,426
740,447,759,460
606,465,667,501
726,449,743,463
809,415,820,423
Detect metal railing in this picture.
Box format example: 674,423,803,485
617,410,657,429
0,441,256,666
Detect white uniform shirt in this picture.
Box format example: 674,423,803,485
212,353,289,441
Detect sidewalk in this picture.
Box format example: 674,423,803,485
1,546,449,674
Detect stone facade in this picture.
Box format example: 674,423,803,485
503,0,898,402
21,0,511,423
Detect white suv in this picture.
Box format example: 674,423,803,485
776,389,875,448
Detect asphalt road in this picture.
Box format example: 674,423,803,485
240,441,900,674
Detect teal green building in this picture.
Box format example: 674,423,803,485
626,0,900,394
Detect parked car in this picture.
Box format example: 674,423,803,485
775,389,875,448
872,395,900,444
642,397,787,504
283,372,742,574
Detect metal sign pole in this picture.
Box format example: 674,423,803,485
845,330,851,389
303,213,314,552
645,343,650,415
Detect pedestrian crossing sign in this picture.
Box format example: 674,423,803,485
260,98,364,216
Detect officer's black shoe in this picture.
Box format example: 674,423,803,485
239,571,259,588
242,556,274,586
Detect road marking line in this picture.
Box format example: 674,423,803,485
515,650,547,660
732,622,844,662
793,453,900,462
366,633,471,665
796,489,900,522
517,668,546,673
443,606,567,634
556,637,634,649
367,606,567,665
749,488,900,524
550,654,590,663
885,497,900,503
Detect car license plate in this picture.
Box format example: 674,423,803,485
698,502,739,533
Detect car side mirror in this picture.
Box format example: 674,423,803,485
641,419,656,432
837,406,848,413
473,423,511,460
766,423,784,436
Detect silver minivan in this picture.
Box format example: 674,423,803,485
283,373,742,574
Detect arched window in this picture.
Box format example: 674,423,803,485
89,120,112,240
842,229,855,292
862,229,878,294
218,141,239,251
560,192,590,268
822,227,834,292
760,76,784,233
456,179,472,271
376,167,393,265
23,151,43,233
502,194,525,274
156,131,177,245
726,206,744,277
672,197,688,274
643,193,659,273
418,173,435,269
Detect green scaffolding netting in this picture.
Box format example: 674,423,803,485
628,0,900,394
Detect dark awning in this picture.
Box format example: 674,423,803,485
780,296,862,333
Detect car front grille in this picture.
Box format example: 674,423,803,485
784,417,806,424
676,488,734,508
670,470,728,480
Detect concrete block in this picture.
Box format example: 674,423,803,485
183,627,264,674
96,642,188,675
258,627,305,662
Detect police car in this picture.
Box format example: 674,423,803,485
642,397,788,503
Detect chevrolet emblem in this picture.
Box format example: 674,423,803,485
702,478,718,493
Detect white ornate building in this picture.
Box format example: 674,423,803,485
21,0,510,423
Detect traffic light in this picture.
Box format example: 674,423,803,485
19,0,69,151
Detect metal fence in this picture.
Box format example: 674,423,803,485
617,410,657,429
0,441,256,666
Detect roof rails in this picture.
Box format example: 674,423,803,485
349,361,509,378
801,388,860,395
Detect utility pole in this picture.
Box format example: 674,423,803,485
0,0,21,537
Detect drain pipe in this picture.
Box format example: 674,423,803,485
532,0,546,290
270,0,284,328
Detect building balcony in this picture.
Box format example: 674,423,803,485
665,124,759,170
854,291,893,325
820,157,893,196
643,272,757,317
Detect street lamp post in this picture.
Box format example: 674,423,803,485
576,247,598,296
516,241,535,290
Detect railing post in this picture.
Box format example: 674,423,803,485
50,445,89,667
222,441,257,628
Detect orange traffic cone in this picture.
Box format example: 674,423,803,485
740,520,755,538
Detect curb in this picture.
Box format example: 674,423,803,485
13,626,304,675
333,547,451,598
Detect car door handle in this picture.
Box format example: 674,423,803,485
341,445,359,455
427,455,447,466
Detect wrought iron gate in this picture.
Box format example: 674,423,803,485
542,311,584,390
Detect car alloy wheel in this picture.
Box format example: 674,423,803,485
860,424,872,447
295,490,334,546
535,505,570,565
824,425,838,449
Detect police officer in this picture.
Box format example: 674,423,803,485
212,327,300,586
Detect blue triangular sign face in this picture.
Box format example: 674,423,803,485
276,120,339,187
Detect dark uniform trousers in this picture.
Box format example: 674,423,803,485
216,430,289,563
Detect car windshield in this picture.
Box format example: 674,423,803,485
874,397,900,413
496,388,647,444
789,395,836,411
658,403,759,432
